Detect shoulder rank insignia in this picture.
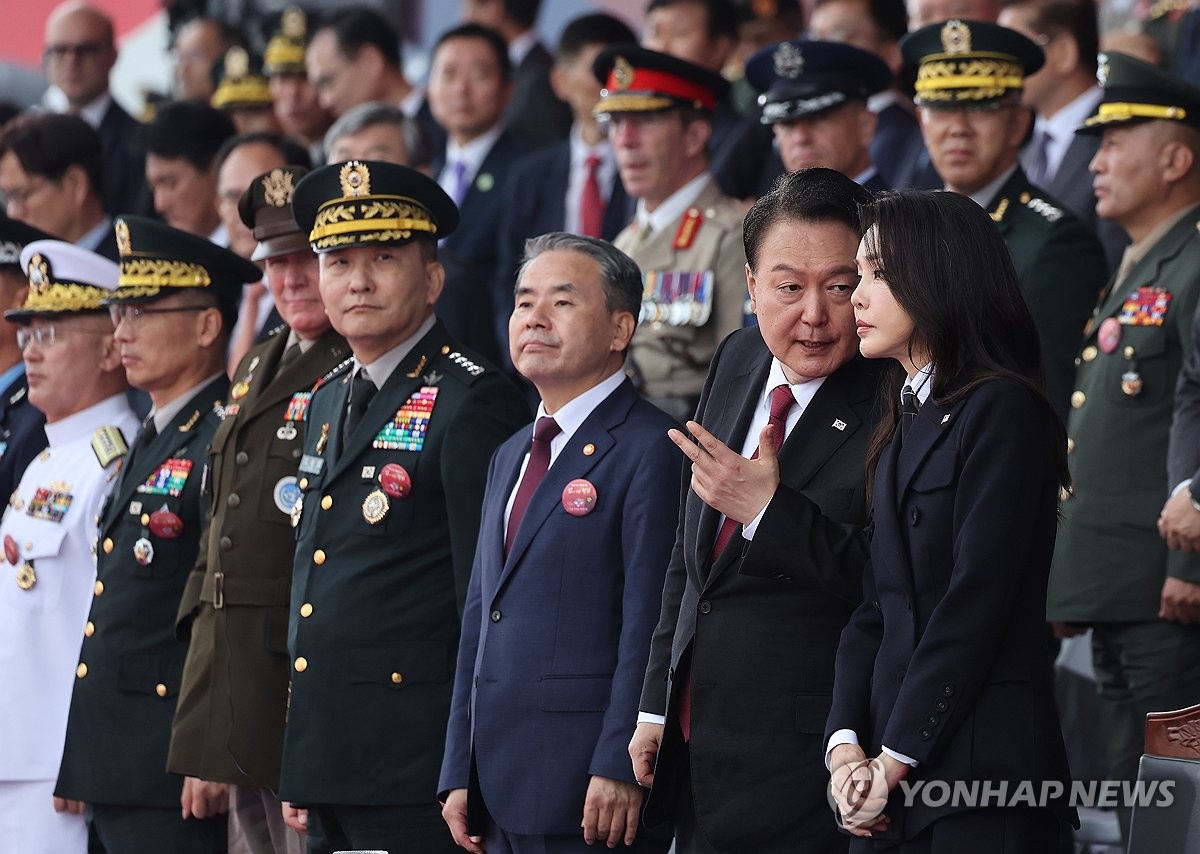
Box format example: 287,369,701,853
373,387,438,451
674,207,703,250
1019,192,1063,223
444,351,485,378
1119,286,1172,326
27,485,72,522
989,197,1010,223
92,425,129,468
178,410,201,432
137,458,193,497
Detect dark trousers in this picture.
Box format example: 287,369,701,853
485,820,670,854
305,802,455,854
849,807,1062,854
87,803,227,854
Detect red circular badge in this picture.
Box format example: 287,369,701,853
3,534,17,565
149,509,184,539
379,463,411,499
562,479,598,517
1098,317,1122,354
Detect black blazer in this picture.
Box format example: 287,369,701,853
870,101,925,191
827,379,1075,844
0,370,46,505
640,327,883,853
504,42,572,152
97,99,146,217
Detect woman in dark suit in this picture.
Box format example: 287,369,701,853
825,190,1075,853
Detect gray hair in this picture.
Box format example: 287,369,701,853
517,232,643,318
322,101,431,167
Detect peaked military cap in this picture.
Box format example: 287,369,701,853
592,44,730,117
745,40,892,125
6,240,119,320
106,215,260,325
211,46,273,110
900,19,1044,106
0,213,52,270
292,160,459,253
238,165,312,262
1078,51,1200,133
263,7,315,76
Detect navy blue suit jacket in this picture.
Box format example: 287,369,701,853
0,370,46,504
828,379,1074,843
438,378,681,836
97,99,146,217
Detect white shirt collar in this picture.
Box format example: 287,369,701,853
637,171,710,237
965,163,1019,210
569,124,614,169
399,84,425,119
77,216,112,253
867,90,903,115
41,87,111,129
209,223,230,248
44,392,133,445
536,368,626,451
353,314,437,390
1034,85,1101,174
152,373,225,433
442,125,504,190
904,363,935,405
763,357,826,415
508,30,538,66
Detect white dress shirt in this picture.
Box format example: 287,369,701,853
564,126,617,236
353,314,438,391
437,125,504,202
635,172,710,239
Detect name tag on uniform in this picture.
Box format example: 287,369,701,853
299,454,325,475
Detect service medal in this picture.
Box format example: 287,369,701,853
133,537,154,566
362,489,389,524
1121,371,1144,397
15,561,35,590
276,423,298,441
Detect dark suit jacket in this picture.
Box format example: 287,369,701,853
439,379,679,836
828,379,1074,844
504,42,572,152
97,98,146,217
434,132,527,365
987,167,1108,419
56,375,228,807
168,327,348,789
0,370,46,505
870,100,925,191
640,328,883,853
278,321,529,805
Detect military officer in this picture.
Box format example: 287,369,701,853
901,19,1108,417
168,165,347,854
280,160,528,854
0,213,50,502
0,240,137,853
743,39,894,194
54,215,261,852
1049,53,1200,844
596,46,750,423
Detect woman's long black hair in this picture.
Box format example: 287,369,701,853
860,190,1071,499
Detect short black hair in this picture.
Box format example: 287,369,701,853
142,99,237,171
500,0,543,29
0,113,104,197
999,0,1099,75
743,167,872,269
556,13,638,64
433,23,512,82
317,7,403,70
215,131,313,172
645,0,741,41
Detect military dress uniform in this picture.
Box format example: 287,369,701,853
55,216,261,853
0,241,137,854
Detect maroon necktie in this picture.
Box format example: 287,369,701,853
505,416,562,555
580,154,604,238
680,383,794,741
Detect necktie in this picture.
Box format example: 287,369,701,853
1027,127,1053,187
125,416,157,474
450,159,469,207
899,385,919,443
278,342,302,373
505,416,562,555
340,368,378,454
580,154,605,238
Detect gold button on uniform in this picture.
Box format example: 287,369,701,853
294,657,308,672
440,345,450,355
299,478,309,490
155,683,167,697
94,580,104,596
102,538,113,554
76,663,88,678
1071,391,1086,409
1081,346,1098,362
391,672,403,684
300,602,313,618
1124,345,1136,360
84,621,95,637
313,549,326,565
140,513,150,526
321,495,333,510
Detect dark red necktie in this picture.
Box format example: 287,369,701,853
505,416,562,555
680,383,794,741
580,154,604,238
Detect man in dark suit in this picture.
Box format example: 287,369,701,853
168,165,347,854
1000,0,1129,272
901,19,1106,417
439,233,677,854
627,167,881,854
461,0,573,151
54,215,261,851
743,40,895,195
428,23,528,365
42,2,145,217
278,160,528,854
1051,54,1200,845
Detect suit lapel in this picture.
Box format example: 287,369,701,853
894,398,956,498
543,146,569,232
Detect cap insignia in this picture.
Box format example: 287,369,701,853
773,42,804,79
262,168,294,207
225,46,250,79
941,20,972,54
339,161,371,198
613,56,634,90
26,254,49,293
281,8,306,39
115,219,131,256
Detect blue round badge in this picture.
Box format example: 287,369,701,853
274,476,303,515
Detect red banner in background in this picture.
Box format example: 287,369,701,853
1,0,160,67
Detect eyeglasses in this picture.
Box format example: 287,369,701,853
2,177,55,210
108,304,209,327
44,41,109,61
16,324,110,350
